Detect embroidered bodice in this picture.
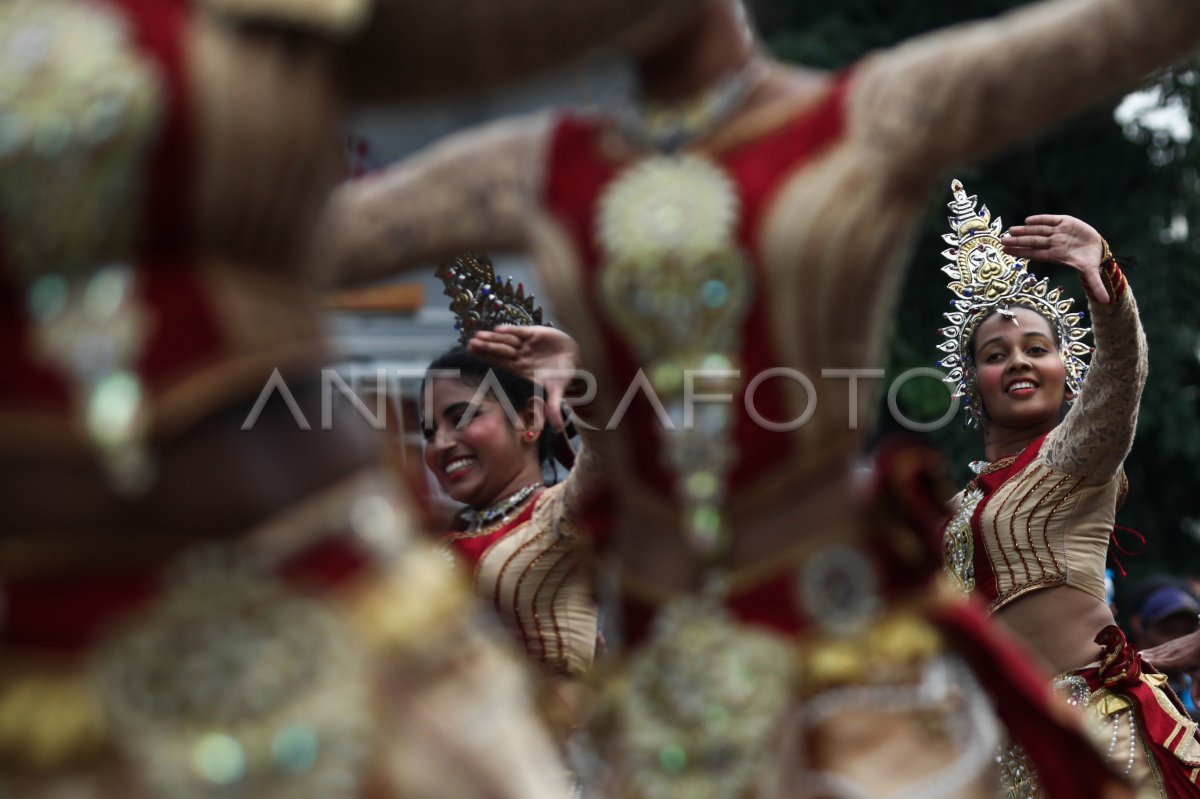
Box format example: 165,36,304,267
443,447,599,676
944,264,1147,611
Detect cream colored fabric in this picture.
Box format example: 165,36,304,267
472,478,599,677
977,281,1146,612
976,462,1120,610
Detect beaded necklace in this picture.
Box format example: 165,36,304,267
614,58,768,152
462,482,543,533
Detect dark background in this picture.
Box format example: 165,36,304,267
757,0,1200,612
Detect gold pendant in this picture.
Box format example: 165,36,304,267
598,592,796,799
596,154,752,556
92,556,373,799
596,154,749,369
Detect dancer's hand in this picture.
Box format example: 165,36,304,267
1141,629,1200,675
1002,215,1110,305
469,325,581,430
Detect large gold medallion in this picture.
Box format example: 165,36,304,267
597,154,749,373
0,0,162,280
92,558,373,799
591,594,796,799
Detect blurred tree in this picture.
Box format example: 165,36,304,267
759,0,1200,595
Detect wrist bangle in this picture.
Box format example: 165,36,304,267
1099,236,1114,268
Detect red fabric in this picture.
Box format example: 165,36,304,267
0,289,73,411
0,266,229,417
111,0,194,256
541,74,852,496
442,496,541,573
1,536,372,651
968,433,1049,604
136,266,227,391
1080,626,1200,796
2,573,162,651
615,437,958,646
934,602,1130,799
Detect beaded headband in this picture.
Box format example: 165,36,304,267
436,253,544,345
935,179,1091,426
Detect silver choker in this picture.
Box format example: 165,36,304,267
464,482,543,532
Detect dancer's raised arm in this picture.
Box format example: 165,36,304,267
851,0,1200,185
1005,217,1149,482
309,114,551,288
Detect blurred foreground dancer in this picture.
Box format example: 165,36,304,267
0,0,701,796
314,0,1200,795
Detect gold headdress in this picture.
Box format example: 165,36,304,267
936,179,1091,426
435,253,544,344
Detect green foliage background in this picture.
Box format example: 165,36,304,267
759,0,1200,603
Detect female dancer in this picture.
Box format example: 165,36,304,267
424,323,599,679
936,182,1199,796
313,0,1200,795
0,0,695,796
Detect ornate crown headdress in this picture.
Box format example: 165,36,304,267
936,179,1092,426
436,253,543,345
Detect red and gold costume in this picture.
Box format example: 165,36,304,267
316,0,1200,794
443,462,599,679
0,475,574,799
0,0,698,796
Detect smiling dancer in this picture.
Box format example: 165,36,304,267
937,180,1200,797
424,256,599,680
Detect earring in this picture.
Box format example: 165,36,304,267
524,431,536,441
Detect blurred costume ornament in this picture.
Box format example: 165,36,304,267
437,253,544,345
0,474,570,799
936,179,1091,427
597,151,747,559
92,559,373,799
0,0,693,795
614,58,768,152
0,0,163,491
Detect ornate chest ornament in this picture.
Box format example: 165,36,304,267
596,152,750,559
93,558,373,799
943,487,982,596
0,0,163,491
592,149,778,798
